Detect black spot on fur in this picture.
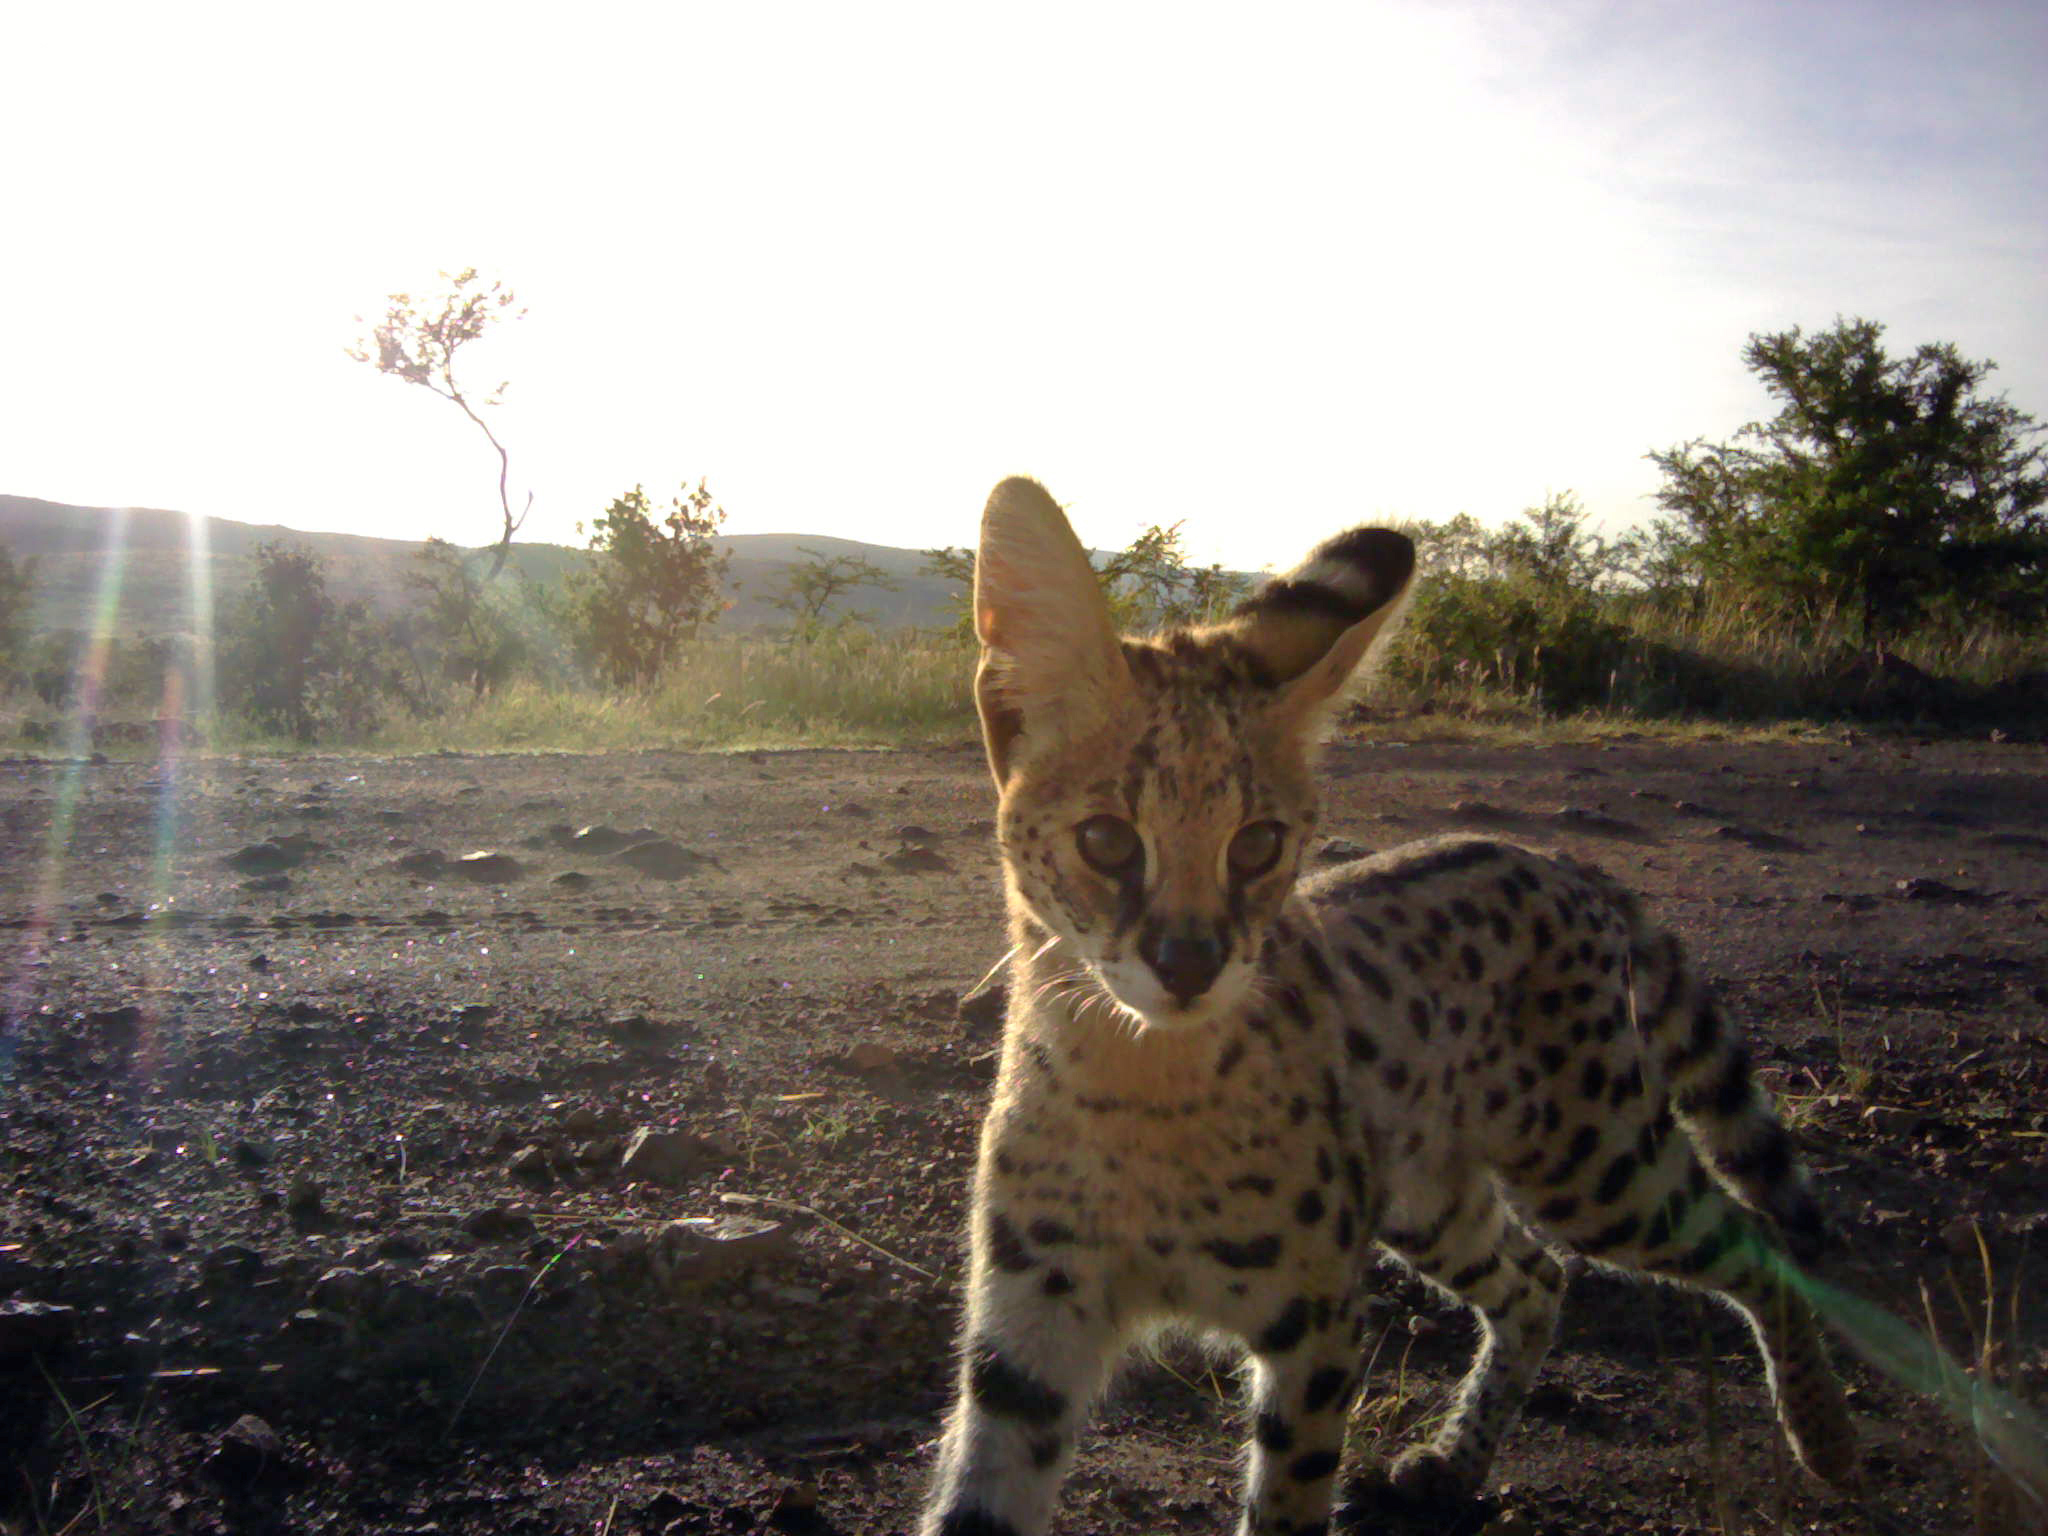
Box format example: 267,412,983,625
1544,1125,1601,1187
1289,1448,1342,1482
1594,1152,1638,1205
1345,951,1394,1001
1678,1044,1755,1119
1296,1188,1326,1225
1256,1410,1296,1452
1583,1212,1643,1253
936,1512,1022,1536
1201,1234,1283,1269
1303,1365,1351,1414
1724,1123,1795,1186
1536,1194,1579,1225
968,1344,1066,1425
1449,1254,1501,1291
984,1211,1035,1274
1258,1297,1311,1353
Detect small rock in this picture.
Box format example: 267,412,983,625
561,1105,601,1137
507,1144,554,1183
223,842,301,875
476,1264,536,1303
240,873,292,893
1316,836,1370,862
393,850,449,878
310,1266,379,1312
651,1215,796,1283
463,1206,539,1243
771,1479,819,1520
845,1042,901,1073
285,1176,325,1218
883,845,951,874
206,1413,285,1482
1861,1104,1919,1136
201,1245,265,1284
552,870,593,891
616,839,721,879
571,824,662,855
1894,876,1983,902
282,1307,348,1341
958,984,1007,1029
0,1299,78,1362
454,850,524,883
1941,1216,1986,1258
896,824,938,846
620,1127,712,1187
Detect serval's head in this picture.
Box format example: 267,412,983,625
974,477,1413,1032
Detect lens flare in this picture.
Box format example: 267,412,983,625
1766,1241,2048,1506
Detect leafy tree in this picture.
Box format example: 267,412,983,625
767,547,899,634
406,538,528,696
219,541,396,740
573,482,730,687
1648,318,2048,646
349,269,530,574
1488,493,1611,594
0,540,34,681
920,545,977,637
926,519,1248,637
1405,513,1498,583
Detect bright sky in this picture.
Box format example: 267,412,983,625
6,0,2044,570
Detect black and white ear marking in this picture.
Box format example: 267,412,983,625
1220,528,1416,708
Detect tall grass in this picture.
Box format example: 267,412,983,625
1377,579,2048,728
5,581,2045,756
364,628,980,753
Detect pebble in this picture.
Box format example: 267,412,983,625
0,1298,78,1362
621,1127,713,1187
455,850,525,883
206,1413,285,1482
507,1145,553,1183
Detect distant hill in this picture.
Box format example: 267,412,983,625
0,495,963,637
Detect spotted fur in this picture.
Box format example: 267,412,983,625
924,477,1855,1536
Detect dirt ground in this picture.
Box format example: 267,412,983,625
2,733,2044,1535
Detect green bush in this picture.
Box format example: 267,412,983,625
1388,573,1642,713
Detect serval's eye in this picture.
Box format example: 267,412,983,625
1227,820,1285,879
1076,815,1142,875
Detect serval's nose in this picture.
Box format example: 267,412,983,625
1143,932,1225,1003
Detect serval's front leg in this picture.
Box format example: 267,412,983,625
921,1210,1115,1536
1238,1291,1364,1536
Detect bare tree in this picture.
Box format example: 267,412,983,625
349,269,529,575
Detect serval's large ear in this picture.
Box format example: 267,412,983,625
1218,527,1415,726
973,476,1131,786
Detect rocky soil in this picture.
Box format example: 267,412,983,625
2,735,2044,1534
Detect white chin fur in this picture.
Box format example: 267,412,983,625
1095,960,1249,1032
